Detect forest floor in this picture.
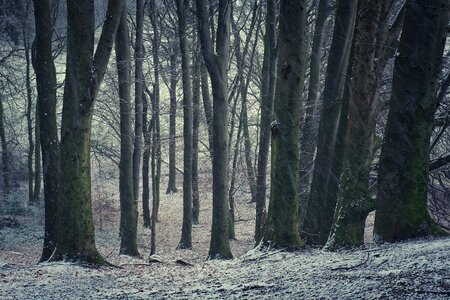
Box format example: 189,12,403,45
0,178,449,299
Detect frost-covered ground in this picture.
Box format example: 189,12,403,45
1,179,449,299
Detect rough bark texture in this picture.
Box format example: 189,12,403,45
32,0,61,262
302,0,357,246
297,0,329,221
58,0,123,263
196,0,233,259
374,0,449,242
176,0,193,250
264,0,307,250
116,7,139,257
254,0,276,243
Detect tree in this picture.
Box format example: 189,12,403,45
302,0,357,246
116,4,139,257
325,1,406,250
374,0,450,242
32,0,61,262
297,0,329,220
166,43,179,194
192,51,201,225
264,0,308,249
176,0,193,250
196,0,233,259
133,0,144,217
254,0,276,243
0,92,10,197
57,0,124,263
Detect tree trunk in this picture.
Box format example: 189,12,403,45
176,0,193,250
302,0,357,246
0,95,10,197
325,0,399,250
374,0,449,242
24,33,34,205
58,0,123,263
166,44,179,195
255,0,277,243
33,103,41,203
32,0,61,262
200,64,214,158
264,0,307,249
116,6,139,257
196,0,233,259
133,0,144,214
142,88,151,228
192,52,201,225
297,0,329,220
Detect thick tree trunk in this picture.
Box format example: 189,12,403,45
302,0,357,246
58,0,123,263
254,0,277,243
176,0,193,250
196,0,233,259
32,0,61,262
375,0,449,242
264,0,307,250
116,7,139,257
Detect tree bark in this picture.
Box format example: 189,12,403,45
58,0,123,263
374,0,449,242
297,0,330,220
32,0,61,262
116,6,139,257
302,0,357,246
176,0,193,250
133,0,144,213
24,32,34,205
166,44,178,194
264,0,308,249
196,0,233,259
0,95,10,197
142,88,151,228
254,0,277,243
192,52,201,225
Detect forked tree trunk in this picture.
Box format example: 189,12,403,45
116,6,139,257
58,0,123,263
196,0,233,259
375,0,449,242
264,0,308,250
